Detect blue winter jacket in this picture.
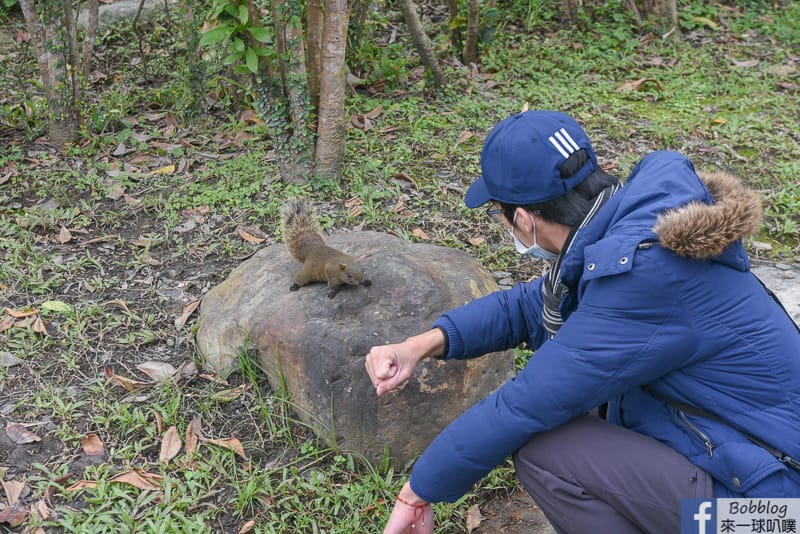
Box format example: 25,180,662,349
411,151,800,502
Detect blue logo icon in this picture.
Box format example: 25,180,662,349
682,499,716,534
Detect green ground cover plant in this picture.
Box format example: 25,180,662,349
1,1,798,532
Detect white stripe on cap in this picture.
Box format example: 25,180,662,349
559,128,580,151
548,128,579,159
554,130,577,156
548,135,570,159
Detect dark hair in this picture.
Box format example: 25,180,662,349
499,149,621,228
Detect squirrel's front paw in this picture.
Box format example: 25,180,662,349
290,283,300,292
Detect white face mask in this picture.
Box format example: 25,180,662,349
510,211,559,261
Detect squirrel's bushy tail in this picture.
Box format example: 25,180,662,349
280,197,325,262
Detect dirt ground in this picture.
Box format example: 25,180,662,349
477,489,555,533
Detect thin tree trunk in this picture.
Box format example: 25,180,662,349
315,0,349,180
625,0,643,27
81,0,99,81
260,1,313,184
20,0,80,145
63,0,83,107
446,0,462,57
462,0,479,65
307,0,323,112
283,9,312,172
397,0,444,89
629,0,679,34
561,0,580,26
269,0,288,89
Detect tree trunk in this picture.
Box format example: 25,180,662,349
258,1,313,184
315,0,350,181
462,0,479,65
81,0,99,81
561,0,580,26
20,0,97,146
307,0,323,112
446,0,462,57
627,0,679,35
397,0,444,89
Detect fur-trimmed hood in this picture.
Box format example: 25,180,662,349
653,171,763,259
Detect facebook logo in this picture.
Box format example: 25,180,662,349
682,499,716,534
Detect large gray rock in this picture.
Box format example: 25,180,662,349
195,231,515,467
79,0,179,32
751,261,800,326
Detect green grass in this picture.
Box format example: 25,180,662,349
1,1,798,532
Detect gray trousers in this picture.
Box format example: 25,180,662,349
512,415,715,534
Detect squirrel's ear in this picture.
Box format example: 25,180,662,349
339,263,347,271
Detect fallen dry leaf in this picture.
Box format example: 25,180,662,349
81,235,116,246
0,479,28,526
412,228,430,240
185,417,203,455
393,196,408,214
65,480,98,492
1,479,26,505
239,518,257,533
81,434,105,456
123,194,143,209
202,437,247,459
180,205,210,218
137,361,177,384
159,426,182,463
239,108,264,125
364,104,383,120
728,56,759,68
6,422,41,444
0,315,14,332
32,316,48,336
4,307,39,318
465,504,484,534
29,499,51,521
152,409,164,434
58,226,72,244
0,351,23,367
199,373,229,385
109,470,163,490
149,164,175,175
392,172,418,190
210,384,249,402
0,500,27,527
616,77,663,93
171,360,198,384
130,235,159,247
105,299,132,315
455,129,474,146
104,366,153,392
106,184,125,200
174,299,201,331
237,226,266,244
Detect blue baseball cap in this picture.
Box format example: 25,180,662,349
465,110,598,208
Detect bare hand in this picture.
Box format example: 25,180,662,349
365,329,446,396
365,342,418,396
383,482,434,534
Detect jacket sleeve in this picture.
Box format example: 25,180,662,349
410,250,697,502
432,277,549,359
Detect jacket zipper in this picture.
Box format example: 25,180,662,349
674,409,715,458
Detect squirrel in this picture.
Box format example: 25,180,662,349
280,197,371,298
